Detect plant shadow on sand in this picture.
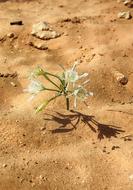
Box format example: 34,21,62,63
44,110,125,140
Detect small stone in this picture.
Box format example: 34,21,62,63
37,175,47,184
7,33,15,38
117,11,132,19
53,160,58,164
3,164,7,168
65,163,73,170
112,146,115,150
19,142,26,147
40,126,46,131
20,178,25,183
113,71,128,85
124,137,132,141
10,82,17,87
112,145,120,150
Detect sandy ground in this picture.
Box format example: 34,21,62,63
0,0,133,189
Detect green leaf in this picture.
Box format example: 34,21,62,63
42,72,61,90
35,93,62,113
35,100,49,113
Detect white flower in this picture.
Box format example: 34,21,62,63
24,80,45,94
73,86,88,99
68,85,93,108
64,60,88,84
64,69,79,83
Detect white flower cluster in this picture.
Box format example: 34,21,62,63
24,61,93,111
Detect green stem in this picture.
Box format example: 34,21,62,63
43,73,60,89
44,72,62,81
36,93,61,113
44,88,60,93
44,72,65,86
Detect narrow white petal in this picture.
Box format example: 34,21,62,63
79,73,88,79
72,60,80,71
82,79,90,86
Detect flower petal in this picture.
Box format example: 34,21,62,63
72,60,80,71
78,73,88,79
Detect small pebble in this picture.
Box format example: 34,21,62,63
3,164,7,168
112,146,120,150
113,71,128,85
40,126,46,131
7,33,15,38
10,82,17,87
117,11,132,19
